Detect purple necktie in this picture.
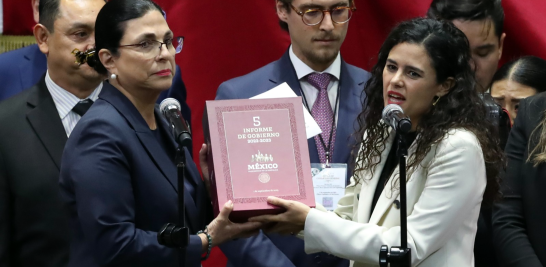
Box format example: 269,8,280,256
308,72,336,164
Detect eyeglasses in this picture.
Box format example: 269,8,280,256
290,4,356,26
119,36,184,58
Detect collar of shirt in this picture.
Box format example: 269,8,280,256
45,70,103,120
289,45,341,81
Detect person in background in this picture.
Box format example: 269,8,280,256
215,0,369,266
492,90,546,266
0,0,192,132
490,56,546,125
0,0,46,101
0,0,106,266
59,1,261,266
427,0,505,93
427,1,509,265
249,17,504,267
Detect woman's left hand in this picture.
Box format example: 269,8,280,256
248,196,311,235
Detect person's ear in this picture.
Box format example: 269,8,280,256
497,32,506,61
438,77,455,97
32,0,40,23
34,24,50,55
276,1,289,23
98,49,117,75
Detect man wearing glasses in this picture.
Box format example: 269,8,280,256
216,0,369,266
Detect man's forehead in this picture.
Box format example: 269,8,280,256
292,0,350,7
56,0,103,27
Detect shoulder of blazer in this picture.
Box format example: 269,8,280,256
435,129,482,158
216,53,292,99
519,92,546,128
0,78,45,126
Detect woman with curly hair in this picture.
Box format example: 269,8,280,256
249,17,504,266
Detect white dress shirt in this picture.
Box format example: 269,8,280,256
45,71,102,137
289,45,341,123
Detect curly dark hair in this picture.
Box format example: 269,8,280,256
353,18,504,205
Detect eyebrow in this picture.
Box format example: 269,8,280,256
299,1,349,10
67,22,93,31
474,44,495,50
386,59,425,74
134,31,173,40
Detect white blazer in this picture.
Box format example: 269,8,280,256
303,128,486,267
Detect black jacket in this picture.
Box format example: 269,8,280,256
0,77,70,267
493,92,546,267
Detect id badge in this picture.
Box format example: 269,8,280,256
310,163,348,211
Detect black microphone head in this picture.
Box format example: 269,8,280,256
159,98,181,115
398,119,412,134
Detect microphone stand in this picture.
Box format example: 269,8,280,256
158,141,191,267
379,132,411,267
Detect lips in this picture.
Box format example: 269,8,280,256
387,90,406,105
154,69,172,76
313,35,339,44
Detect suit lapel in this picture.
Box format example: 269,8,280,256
332,59,363,164
357,131,395,223
269,49,303,97
20,45,48,92
269,50,321,163
99,83,178,192
26,77,67,170
368,134,419,225
156,114,200,231
101,85,201,231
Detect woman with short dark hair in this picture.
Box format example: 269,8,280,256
491,56,546,125
59,1,261,266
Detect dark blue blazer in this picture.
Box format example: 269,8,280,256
59,82,211,267
0,44,47,101
215,50,370,267
0,45,192,131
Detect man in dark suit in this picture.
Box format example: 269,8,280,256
492,92,546,266
0,0,106,266
215,0,369,266
0,1,192,128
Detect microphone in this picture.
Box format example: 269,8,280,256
160,98,192,148
382,104,412,134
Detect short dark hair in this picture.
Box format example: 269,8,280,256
492,56,546,93
39,0,108,32
39,0,61,32
427,0,504,39
277,0,354,32
87,0,163,75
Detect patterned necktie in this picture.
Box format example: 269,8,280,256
308,72,336,163
72,99,94,117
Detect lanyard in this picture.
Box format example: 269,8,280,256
300,79,341,165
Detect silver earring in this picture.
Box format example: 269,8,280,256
110,73,117,80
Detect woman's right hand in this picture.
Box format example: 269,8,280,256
199,200,263,250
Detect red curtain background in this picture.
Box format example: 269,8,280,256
3,0,546,266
